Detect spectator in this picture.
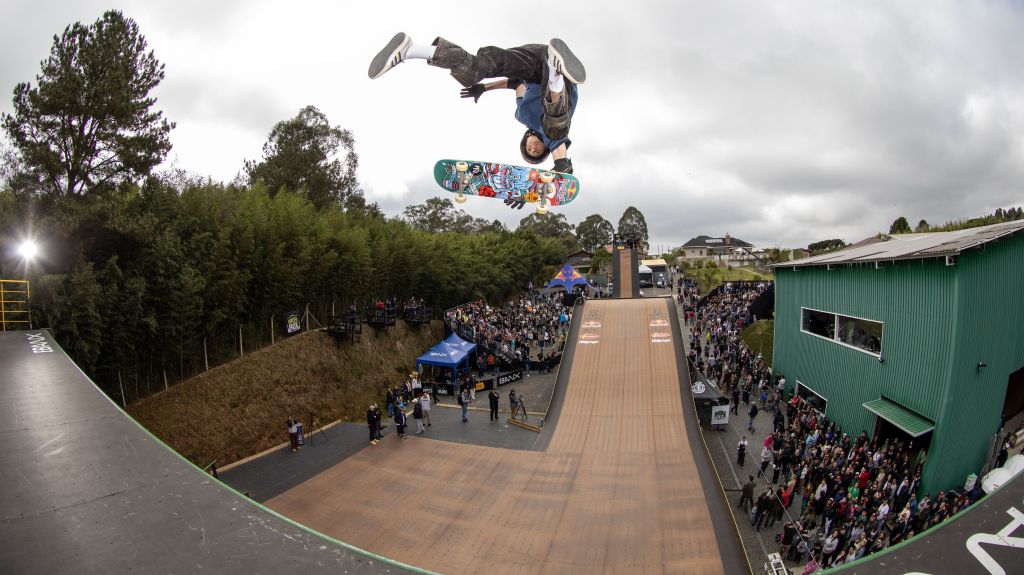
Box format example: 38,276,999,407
489,389,500,422
412,397,425,434
420,390,432,426
366,405,380,445
737,435,748,467
287,416,299,452
738,475,755,512
458,388,469,422
394,400,407,438
371,403,383,441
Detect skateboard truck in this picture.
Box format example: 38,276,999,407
536,171,554,215
455,161,469,204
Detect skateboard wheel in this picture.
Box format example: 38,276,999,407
535,206,548,215
455,161,468,172
539,171,554,183
455,193,467,204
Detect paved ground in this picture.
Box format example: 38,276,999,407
221,368,561,503
673,296,799,572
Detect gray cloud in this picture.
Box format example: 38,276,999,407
2,0,1022,251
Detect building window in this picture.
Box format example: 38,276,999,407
801,308,835,339
801,307,884,357
838,315,883,354
795,380,827,415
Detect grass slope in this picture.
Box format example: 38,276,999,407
129,322,441,467
689,266,773,295
740,319,774,368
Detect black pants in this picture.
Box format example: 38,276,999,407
430,38,573,139
490,403,499,421
431,38,547,87
368,426,376,442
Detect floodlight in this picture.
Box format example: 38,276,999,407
18,240,38,261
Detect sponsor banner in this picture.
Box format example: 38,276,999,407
650,330,672,343
495,369,523,388
711,405,730,425
26,332,54,354
582,320,602,329
285,311,302,334
649,319,669,328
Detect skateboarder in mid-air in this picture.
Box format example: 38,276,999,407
368,33,585,178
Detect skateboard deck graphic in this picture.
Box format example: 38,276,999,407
433,159,580,209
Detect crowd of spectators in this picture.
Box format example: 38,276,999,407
685,278,982,572
445,290,570,374
684,280,774,406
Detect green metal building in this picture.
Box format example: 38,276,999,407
772,220,1024,492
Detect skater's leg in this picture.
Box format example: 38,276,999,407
430,38,547,87
540,70,573,140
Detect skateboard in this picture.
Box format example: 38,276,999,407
433,159,580,214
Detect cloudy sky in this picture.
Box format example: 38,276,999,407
2,0,1023,250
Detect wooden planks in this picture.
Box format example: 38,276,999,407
267,299,725,574
616,250,634,297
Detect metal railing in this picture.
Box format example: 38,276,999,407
0,280,32,331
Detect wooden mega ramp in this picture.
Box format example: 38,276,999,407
268,299,727,574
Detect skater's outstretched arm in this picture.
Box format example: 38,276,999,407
460,78,526,102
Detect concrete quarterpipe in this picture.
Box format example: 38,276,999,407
0,330,415,574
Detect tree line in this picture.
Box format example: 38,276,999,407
889,207,1023,234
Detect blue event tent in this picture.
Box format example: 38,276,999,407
415,333,477,372
546,263,595,293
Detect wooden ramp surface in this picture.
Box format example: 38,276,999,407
616,249,633,297
267,299,724,574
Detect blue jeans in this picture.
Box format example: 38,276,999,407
461,402,469,421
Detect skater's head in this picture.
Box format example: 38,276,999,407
520,129,549,164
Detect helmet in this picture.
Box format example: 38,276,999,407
519,129,550,164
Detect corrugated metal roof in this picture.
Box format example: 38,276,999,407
774,220,1024,268
863,397,935,438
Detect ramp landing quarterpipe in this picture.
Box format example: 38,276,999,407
267,298,732,574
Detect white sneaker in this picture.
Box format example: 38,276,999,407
368,32,412,79
548,38,586,84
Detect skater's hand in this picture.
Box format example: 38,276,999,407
460,84,485,103
503,197,525,210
